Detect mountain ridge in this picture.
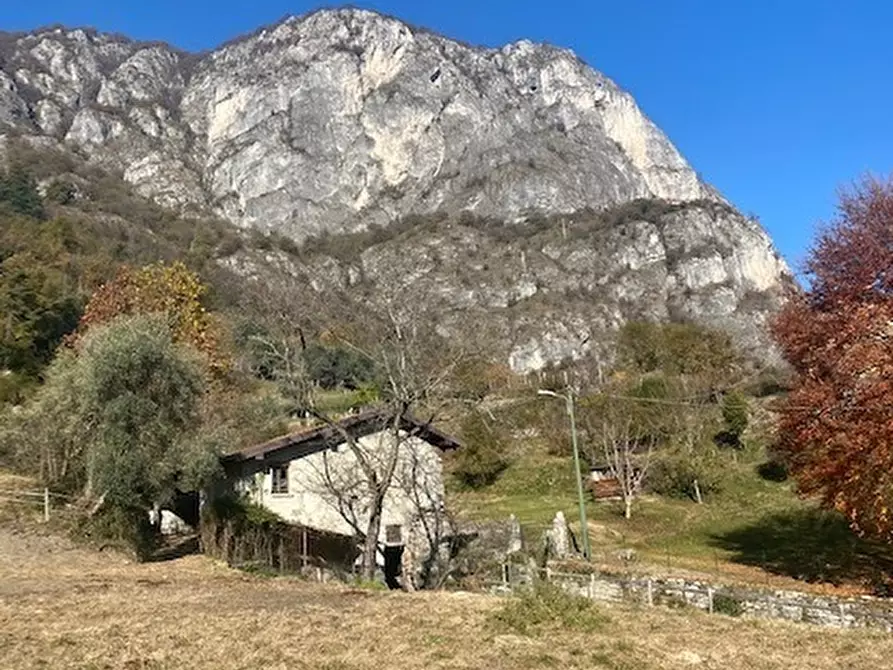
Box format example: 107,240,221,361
0,8,793,371
1,8,717,226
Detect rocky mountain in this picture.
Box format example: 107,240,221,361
0,8,793,371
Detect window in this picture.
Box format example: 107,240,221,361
385,524,403,546
271,465,289,494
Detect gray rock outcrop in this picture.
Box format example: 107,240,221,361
0,9,794,369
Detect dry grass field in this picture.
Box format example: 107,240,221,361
1,525,892,670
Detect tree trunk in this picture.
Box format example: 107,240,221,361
624,496,632,520
84,469,94,500
361,493,385,581
401,526,416,592
87,492,107,518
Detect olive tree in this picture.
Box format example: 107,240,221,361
5,314,216,554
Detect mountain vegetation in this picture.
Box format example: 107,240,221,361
1,134,888,600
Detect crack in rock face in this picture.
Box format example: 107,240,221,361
0,9,794,371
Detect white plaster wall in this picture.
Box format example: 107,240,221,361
237,429,446,550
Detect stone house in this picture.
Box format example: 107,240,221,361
219,408,461,582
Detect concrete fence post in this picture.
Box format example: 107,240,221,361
707,587,714,614
43,488,49,523
647,578,653,607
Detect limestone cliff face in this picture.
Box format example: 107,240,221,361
224,201,790,372
0,9,793,370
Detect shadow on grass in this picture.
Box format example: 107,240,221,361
147,535,200,562
710,508,893,591
755,459,788,482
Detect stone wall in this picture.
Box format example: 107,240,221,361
499,564,893,631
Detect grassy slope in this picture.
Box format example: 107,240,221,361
1,519,891,670
450,442,893,595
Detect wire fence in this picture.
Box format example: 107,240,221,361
0,487,72,522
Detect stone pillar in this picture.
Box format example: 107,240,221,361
549,511,570,559
507,514,523,555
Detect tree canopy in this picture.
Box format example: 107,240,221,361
0,166,45,219
4,315,213,509
616,321,739,382
772,176,893,539
72,261,228,374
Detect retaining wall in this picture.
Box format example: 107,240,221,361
498,564,893,630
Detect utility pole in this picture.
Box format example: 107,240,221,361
538,387,591,560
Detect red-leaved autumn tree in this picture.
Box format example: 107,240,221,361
69,261,228,374
772,176,893,539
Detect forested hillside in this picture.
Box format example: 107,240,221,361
0,139,250,400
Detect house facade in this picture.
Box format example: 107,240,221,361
219,409,460,573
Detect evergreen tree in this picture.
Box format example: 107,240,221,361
0,167,45,219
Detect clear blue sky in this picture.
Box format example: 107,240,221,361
4,1,892,271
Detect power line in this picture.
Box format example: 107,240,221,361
505,388,878,413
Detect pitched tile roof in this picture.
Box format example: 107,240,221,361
221,407,461,465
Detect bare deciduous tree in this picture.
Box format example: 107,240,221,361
242,272,470,582
310,299,463,581
597,400,658,519
237,272,315,412
578,382,665,520
398,441,458,589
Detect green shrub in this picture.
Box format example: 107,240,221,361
712,593,744,617
720,391,749,447
204,492,283,530
0,166,45,219
0,372,37,406
10,315,215,557
617,321,741,380
756,458,788,482
453,410,512,489
45,178,76,205
201,493,359,575
529,398,573,457
491,580,609,636
648,450,724,501
303,344,376,390
351,576,388,591
0,257,83,377
77,503,158,561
